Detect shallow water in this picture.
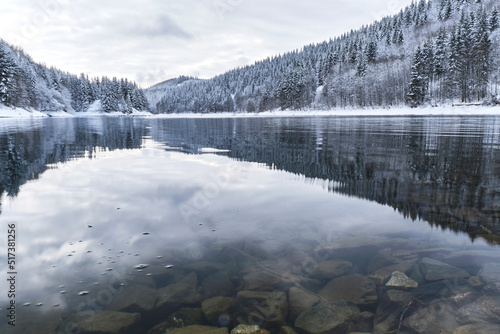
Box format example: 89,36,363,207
0,116,499,334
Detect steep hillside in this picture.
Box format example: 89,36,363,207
0,40,149,114
153,0,500,114
145,76,199,110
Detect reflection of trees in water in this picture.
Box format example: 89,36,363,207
0,118,147,209
152,117,500,244
0,116,499,244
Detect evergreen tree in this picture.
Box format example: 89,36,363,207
407,47,427,107
366,41,377,63
0,42,18,106
474,9,491,100
490,7,499,31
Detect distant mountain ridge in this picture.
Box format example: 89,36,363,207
150,0,500,114
0,40,149,114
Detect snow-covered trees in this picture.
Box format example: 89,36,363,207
0,43,18,106
407,47,428,107
0,39,149,113
153,0,500,114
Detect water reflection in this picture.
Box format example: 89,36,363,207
0,116,499,333
150,117,500,244
0,117,499,242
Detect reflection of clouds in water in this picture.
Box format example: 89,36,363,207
0,138,496,313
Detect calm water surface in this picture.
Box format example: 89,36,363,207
0,116,499,334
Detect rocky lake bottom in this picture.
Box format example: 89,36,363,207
8,231,500,334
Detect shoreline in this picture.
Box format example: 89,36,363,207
0,105,499,119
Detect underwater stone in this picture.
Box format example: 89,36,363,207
278,326,297,334
311,260,352,279
457,295,500,324
234,291,287,331
478,262,500,285
201,296,234,326
105,285,159,313
62,311,141,334
295,301,360,334
166,325,228,334
386,271,418,288
146,308,204,334
320,274,377,306
231,324,270,334
155,272,200,314
417,257,469,282
288,286,321,320
202,272,235,299
402,302,459,334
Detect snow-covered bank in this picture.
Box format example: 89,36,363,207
0,104,153,119
1,105,499,119
0,106,50,118
151,106,500,118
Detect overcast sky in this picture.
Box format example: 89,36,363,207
1,0,413,88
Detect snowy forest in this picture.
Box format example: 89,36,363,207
0,40,149,114
153,0,500,113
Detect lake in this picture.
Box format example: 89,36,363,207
0,116,500,334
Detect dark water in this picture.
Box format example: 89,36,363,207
0,116,499,334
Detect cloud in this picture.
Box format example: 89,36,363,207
130,14,192,39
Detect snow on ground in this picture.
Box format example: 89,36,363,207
152,105,500,118
0,105,49,118
1,103,499,119
0,101,153,118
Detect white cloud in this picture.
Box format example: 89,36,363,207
0,0,413,87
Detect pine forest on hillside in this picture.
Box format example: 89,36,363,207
151,0,500,113
0,41,149,114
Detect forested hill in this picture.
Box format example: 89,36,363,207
0,40,148,114
153,0,500,114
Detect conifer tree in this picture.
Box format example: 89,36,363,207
0,42,18,106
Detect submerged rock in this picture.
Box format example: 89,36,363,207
402,302,459,334
478,262,500,293
368,259,417,285
62,311,141,334
453,323,500,334
233,291,287,330
457,295,500,324
155,272,200,314
385,271,418,289
288,287,321,320
373,290,413,334
350,311,375,333
415,257,469,282
231,324,270,334
183,261,226,276
311,260,352,279
106,285,159,313
278,326,298,334
319,274,377,307
467,276,484,288
166,325,228,334
202,272,235,299
294,301,360,334
146,308,204,334
240,270,285,291
367,248,417,273
202,296,234,326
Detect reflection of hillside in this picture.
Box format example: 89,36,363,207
0,118,147,210
1,117,499,244
151,117,500,244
